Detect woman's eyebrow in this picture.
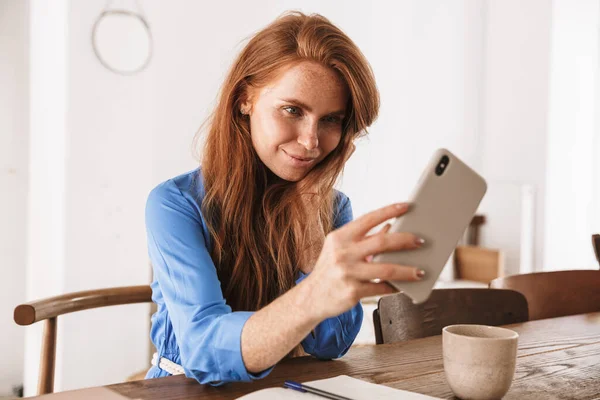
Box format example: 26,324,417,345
279,98,345,116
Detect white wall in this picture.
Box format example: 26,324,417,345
0,0,29,395
24,0,156,394
478,0,552,275
24,0,69,395
341,0,485,215
59,0,158,390
544,0,600,271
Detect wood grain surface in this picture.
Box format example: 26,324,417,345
28,312,600,400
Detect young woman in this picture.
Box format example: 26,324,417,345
145,11,425,385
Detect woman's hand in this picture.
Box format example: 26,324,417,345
302,203,424,321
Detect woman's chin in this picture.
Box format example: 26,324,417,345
276,171,306,182
270,165,310,182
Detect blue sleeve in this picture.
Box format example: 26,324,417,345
299,193,364,359
145,180,273,385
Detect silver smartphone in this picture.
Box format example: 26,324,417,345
372,148,487,304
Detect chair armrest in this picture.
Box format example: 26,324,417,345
14,285,152,325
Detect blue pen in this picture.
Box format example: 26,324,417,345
284,380,353,400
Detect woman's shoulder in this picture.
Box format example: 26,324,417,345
146,168,205,216
333,189,350,209
332,189,352,228
145,168,213,246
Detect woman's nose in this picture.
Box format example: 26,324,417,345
297,122,319,150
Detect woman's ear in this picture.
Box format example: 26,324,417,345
240,91,255,116
240,101,252,115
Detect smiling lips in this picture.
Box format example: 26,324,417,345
289,154,314,161
283,150,317,167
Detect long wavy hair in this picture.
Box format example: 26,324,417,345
200,11,379,316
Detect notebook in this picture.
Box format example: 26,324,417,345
237,375,441,399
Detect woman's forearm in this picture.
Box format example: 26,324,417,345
240,203,425,374
240,277,322,373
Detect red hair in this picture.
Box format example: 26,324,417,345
200,11,379,316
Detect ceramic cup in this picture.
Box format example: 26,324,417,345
442,324,519,399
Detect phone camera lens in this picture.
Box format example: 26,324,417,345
435,155,450,176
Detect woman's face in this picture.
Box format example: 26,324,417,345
241,61,349,182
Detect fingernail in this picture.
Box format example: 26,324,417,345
417,269,426,278
395,202,409,210
414,237,425,246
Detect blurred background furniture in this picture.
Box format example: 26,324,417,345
593,234,600,268
13,286,152,395
489,270,600,320
453,245,505,284
373,288,528,344
465,215,486,246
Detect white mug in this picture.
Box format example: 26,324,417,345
443,324,519,399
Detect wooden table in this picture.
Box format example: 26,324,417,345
33,313,600,399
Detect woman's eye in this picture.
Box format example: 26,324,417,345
324,116,341,124
283,106,300,115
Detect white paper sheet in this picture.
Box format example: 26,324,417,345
237,375,440,399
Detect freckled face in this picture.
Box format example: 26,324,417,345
241,61,349,182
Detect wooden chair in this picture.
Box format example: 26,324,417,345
593,234,600,268
13,286,152,395
490,270,600,321
373,288,529,344
454,245,505,284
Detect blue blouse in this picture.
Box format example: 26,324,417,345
144,169,363,385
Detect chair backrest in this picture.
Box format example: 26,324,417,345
454,245,504,283
593,234,600,268
490,270,600,321
14,285,152,395
373,288,529,344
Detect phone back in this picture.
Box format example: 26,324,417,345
373,148,487,304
